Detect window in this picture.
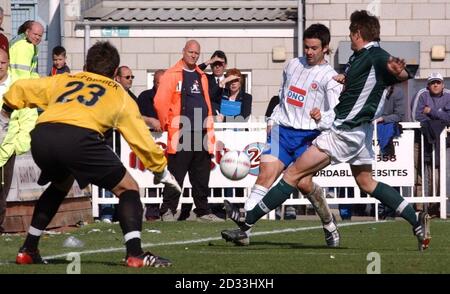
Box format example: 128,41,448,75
11,0,48,76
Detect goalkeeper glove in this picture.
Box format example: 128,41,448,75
153,166,181,193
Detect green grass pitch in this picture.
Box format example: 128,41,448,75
1,219,449,274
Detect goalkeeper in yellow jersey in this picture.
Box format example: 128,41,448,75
0,41,180,268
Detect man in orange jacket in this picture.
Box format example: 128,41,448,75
154,39,222,222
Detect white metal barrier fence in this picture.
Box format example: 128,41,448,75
91,122,448,219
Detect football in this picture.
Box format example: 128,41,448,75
219,150,251,180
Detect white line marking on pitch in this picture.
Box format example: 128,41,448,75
41,221,383,260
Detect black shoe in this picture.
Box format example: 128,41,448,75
126,251,172,268
221,228,249,246
413,212,431,251
224,200,246,226
323,216,340,247
16,247,48,264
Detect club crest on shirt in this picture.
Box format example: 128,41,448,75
310,82,319,91
286,85,306,107
191,80,201,94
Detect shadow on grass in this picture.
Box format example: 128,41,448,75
47,258,122,267
208,240,348,250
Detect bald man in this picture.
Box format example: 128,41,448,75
115,65,138,101
154,40,222,222
26,21,44,46
9,20,44,80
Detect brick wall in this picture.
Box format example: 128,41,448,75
62,0,450,116
65,34,295,117
306,0,450,78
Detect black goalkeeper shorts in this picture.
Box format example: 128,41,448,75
30,123,126,190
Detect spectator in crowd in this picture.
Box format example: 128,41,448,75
1,40,180,267
137,69,165,132
49,45,70,76
213,68,253,212
2,21,43,229
265,95,279,118
376,84,406,124
115,65,137,101
16,20,33,35
137,69,165,221
99,65,138,222
223,23,342,246
374,84,406,219
222,10,431,252
410,75,450,211
0,7,8,52
154,39,223,222
0,48,37,232
9,20,43,81
414,72,450,216
198,50,228,114
0,48,10,232
216,68,252,122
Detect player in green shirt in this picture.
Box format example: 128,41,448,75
222,10,431,251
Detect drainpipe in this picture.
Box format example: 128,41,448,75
48,0,61,71
297,0,304,57
84,24,90,61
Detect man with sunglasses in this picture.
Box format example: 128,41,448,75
115,65,137,101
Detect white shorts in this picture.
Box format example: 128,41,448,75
312,123,374,165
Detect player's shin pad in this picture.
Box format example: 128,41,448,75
304,183,332,224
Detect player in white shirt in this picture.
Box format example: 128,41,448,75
223,24,343,246
271,54,341,131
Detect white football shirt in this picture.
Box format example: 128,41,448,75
271,57,342,130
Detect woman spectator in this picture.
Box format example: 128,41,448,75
216,68,252,122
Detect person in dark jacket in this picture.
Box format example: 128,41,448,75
198,50,228,115
48,46,70,76
137,69,165,220
137,69,165,132
414,72,450,215
216,68,252,122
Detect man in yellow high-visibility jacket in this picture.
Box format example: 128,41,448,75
0,21,43,232
9,21,43,80
0,48,38,233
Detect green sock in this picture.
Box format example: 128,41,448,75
246,179,296,225
371,182,418,226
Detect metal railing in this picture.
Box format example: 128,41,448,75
91,122,448,219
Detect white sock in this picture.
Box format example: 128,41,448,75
243,185,268,236
244,185,268,211
124,231,141,242
28,226,43,237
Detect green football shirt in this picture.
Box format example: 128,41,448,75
334,42,400,130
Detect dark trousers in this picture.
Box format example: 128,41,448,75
0,154,16,232
160,149,211,217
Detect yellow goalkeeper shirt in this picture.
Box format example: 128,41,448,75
3,71,166,173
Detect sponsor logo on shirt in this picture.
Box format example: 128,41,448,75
287,85,306,107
